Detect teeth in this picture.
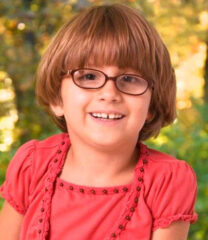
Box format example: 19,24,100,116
108,114,115,119
91,113,123,119
101,113,108,119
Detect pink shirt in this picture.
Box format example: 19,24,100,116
0,133,198,239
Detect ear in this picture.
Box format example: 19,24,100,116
50,104,64,117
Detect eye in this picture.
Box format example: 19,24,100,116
121,75,137,83
75,70,100,81
84,73,97,80
118,75,147,88
78,73,97,81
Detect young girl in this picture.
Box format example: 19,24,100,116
0,4,197,240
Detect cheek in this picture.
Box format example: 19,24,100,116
62,88,90,118
134,107,149,124
130,98,151,128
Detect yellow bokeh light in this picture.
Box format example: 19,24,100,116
199,11,208,28
175,42,206,109
0,71,8,80
17,22,26,30
0,73,18,151
0,110,18,151
69,0,78,4
0,89,15,102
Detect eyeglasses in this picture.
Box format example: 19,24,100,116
65,68,153,96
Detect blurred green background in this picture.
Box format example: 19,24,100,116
0,0,207,239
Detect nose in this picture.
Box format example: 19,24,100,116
97,79,122,102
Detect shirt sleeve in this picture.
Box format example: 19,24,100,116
150,160,198,231
0,140,36,215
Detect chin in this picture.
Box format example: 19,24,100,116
88,134,127,150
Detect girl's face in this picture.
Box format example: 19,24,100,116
51,65,152,149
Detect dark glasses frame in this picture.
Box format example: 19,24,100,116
63,68,154,96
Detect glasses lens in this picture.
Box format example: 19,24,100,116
116,75,148,95
73,69,105,88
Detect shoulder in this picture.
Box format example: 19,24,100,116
142,145,197,196
0,133,69,214
148,146,186,164
12,132,68,154
6,133,68,169
28,133,69,178
2,132,68,188
17,132,69,162
139,143,197,206
35,132,68,149
3,132,68,173
144,146,196,181
140,144,198,229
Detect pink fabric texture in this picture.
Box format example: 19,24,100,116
0,133,198,240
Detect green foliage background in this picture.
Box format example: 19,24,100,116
0,0,208,239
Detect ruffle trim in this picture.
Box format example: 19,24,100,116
37,133,70,239
106,142,149,240
0,185,26,215
56,176,132,195
153,213,198,231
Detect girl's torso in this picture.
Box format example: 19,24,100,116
0,133,197,240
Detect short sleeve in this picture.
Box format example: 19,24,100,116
150,161,198,230
0,140,36,215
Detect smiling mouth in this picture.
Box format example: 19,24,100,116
89,112,124,120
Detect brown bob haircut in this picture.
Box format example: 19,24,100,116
36,3,176,141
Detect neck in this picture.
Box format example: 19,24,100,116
61,135,140,187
